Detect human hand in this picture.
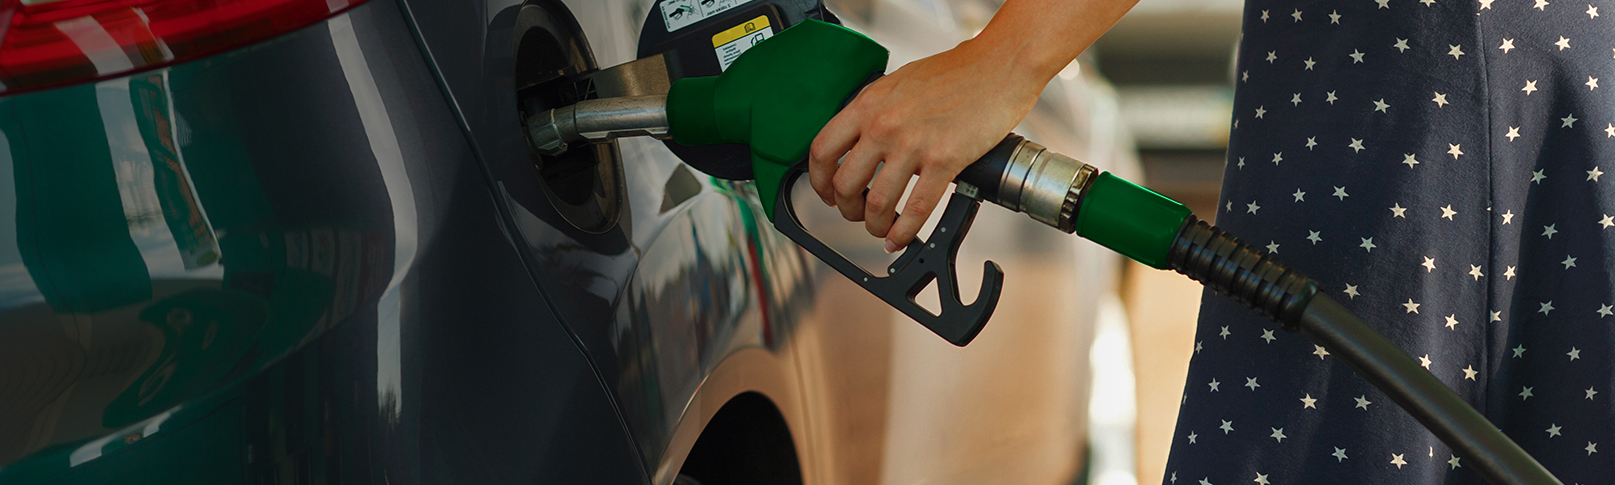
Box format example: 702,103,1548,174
807,36,1050,253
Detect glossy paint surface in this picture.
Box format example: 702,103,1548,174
0,1,643,483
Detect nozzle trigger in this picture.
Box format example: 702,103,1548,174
772,162,1003,346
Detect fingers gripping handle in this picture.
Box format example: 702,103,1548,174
774,162,1003,346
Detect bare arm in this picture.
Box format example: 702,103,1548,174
807,0,1141,252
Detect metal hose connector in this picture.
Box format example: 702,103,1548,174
975,136,1096,233
1167,215,1318,328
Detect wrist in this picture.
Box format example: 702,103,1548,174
965,27,1073,83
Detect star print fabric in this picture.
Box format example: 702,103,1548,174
1163,1,1615,484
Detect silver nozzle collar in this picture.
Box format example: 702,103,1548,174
995,138,1096,233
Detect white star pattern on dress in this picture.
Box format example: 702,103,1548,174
1463,365,1479,379
1187,432,1197,444
1599,304,1614,317
1532,169,1547,184
1590,4,1601,17
1355,396,1372,409
1515,345,1528,358
1481,0,1496,8
1547,424,1562,437
1261,329,1276,343
1376,0,1389,7
1292,93,1304,106
1506,126,1521,141
1588,77,1599,90
1247,201,1260,214
1607,124,1615,137
1255,106,1266,118
1491,310,1502,322
1448,144,1463,159
1199,479,1212,485
1343,284,1359,299
1469,265,1484,280
1393,38,1409,52
1432,92,1448,106
1449,455,1462,469
1588,442,1599,455
1405,299,1421,313
1521,386,1535,400
1500,38,1515,53
1348,138,1365,152
1270,427,1286,442
1543,223,1558,238
1220,326,1231,339
1332,447,1348,462
1562,255,1577,269
1361,237,1376,252
1266,51,1277,63
1419,354,1433,368
1293,188,1306,201
1329,10,1341,23
1254,473,1269,485
1372,99,1390,113
1422,256,1437,272
1440,205,1457,219
1447,44,1465,59
1245,377,1260,390
1301,394,1318,407
1314,344,1332,359
1540,301,1555,315
1307,230,1322,244
1291,9,1302,21
1444,314,1459,329
1391,454,1407,468
1325,91,1338,104
1563,113,1579,128
1402,153,1420,167
1209,378,1221,392
1260,9,1269,21
1588,167,1603,181
1587,387,1599,400
1333,186,1349,200
1349,49,1365,63
1568,347,1581,360
1535,0,1550,10
1523,80,1539,95
1220,420,1234,434
1503,210,1516,223
1556,36,1572,50
1601,214,1615,228
1505,266,1516,279
1391,203,1408,217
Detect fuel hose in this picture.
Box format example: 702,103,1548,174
956,134,1560,485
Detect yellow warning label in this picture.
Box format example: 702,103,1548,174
712,16,770,48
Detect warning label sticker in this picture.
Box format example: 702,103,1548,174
661,0,748,32
712,15,773,71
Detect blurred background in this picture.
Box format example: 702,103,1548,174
816,0,1243,484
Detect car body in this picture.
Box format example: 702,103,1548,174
0,0,1136,483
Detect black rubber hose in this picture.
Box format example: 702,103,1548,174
1301,295,1560,485
1166,215,1561,485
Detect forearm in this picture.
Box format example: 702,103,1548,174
969,0,1141,80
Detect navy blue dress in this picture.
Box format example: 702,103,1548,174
1163,0,1615,483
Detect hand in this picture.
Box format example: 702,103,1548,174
808,36,1048,253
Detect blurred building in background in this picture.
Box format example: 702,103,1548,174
1097,2,1241,485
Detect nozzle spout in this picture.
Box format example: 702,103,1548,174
526,95,670,156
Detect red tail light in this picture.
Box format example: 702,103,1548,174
0,0,367,96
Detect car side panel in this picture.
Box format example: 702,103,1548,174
0,1,645,482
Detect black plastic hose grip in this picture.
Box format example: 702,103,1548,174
1167,215,1318,329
